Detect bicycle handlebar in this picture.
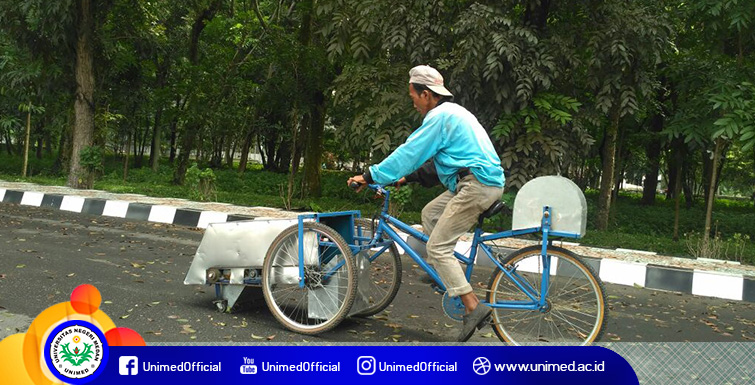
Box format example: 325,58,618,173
349,181,390,192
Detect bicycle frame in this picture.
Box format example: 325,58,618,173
352,184,581,312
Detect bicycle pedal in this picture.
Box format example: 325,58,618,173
477,314,493,330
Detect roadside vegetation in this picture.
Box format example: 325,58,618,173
2,153,753,265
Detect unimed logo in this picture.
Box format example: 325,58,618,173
119,356,139,375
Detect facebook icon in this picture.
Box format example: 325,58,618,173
119,356,139,375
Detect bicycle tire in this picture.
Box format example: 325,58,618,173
261,222,357,335
486,245,608,345
352,218,402,317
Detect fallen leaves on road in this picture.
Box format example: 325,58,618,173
232,320,248,328
606,332,621,341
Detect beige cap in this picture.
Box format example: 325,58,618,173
409,65,453,97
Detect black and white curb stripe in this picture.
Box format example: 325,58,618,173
0,188,254,228
2,188,754,303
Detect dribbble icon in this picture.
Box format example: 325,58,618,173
357,356,376,375
119,356,139,375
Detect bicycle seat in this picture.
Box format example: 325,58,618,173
479,200,505,221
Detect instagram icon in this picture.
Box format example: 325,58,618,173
357,356,376,375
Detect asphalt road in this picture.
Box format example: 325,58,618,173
1,203,754,343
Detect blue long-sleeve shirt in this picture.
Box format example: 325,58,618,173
369,102,504,192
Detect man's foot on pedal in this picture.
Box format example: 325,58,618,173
457,305,492,342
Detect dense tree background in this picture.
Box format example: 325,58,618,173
1,1,754,238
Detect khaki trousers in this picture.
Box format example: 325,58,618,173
421,175,503,297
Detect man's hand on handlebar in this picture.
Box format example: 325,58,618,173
348,176,407,193
347,175,367,193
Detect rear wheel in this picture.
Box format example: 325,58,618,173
262,222,357,334
486,245,607,345
352,218,402,316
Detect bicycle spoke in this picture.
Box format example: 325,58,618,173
488,247,606,345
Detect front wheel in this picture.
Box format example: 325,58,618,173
351,218,402,316
486,245,608,345
261,222,357,335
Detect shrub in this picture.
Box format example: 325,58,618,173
186,163,217,201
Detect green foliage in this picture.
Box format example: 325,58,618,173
684,230,752,263
493,93,590,189
385,185,412,217
185,163,217,202
79,146,104,173
710,81,755,150
0,0,754,243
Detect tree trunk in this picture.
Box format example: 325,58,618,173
67,0,96,189
291,118,306,174
52,113,73,175
237,113,255,173
133,125,140,168
611,124,626,203
224,135,233,168
702,138,725,244
169,120,178,163
642,117,663,205
138,117,149,166
150,106,163,171
174,125,198,184
22,104,31,177
713,142,728,195
150,57,169,171
238,134,253,173
172,0,221,184
596,109,620,230
123,129,131,181
671,138,685,241
257,133,269,167
303,91,326,197
284,108,299,207
682,161,693,209
701,146,713,205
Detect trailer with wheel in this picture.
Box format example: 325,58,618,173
183,211,396,334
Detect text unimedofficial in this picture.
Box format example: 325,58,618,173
379,361,457,372
262,361,341,372
142,362,222,372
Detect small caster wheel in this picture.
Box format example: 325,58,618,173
213,299,228,313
